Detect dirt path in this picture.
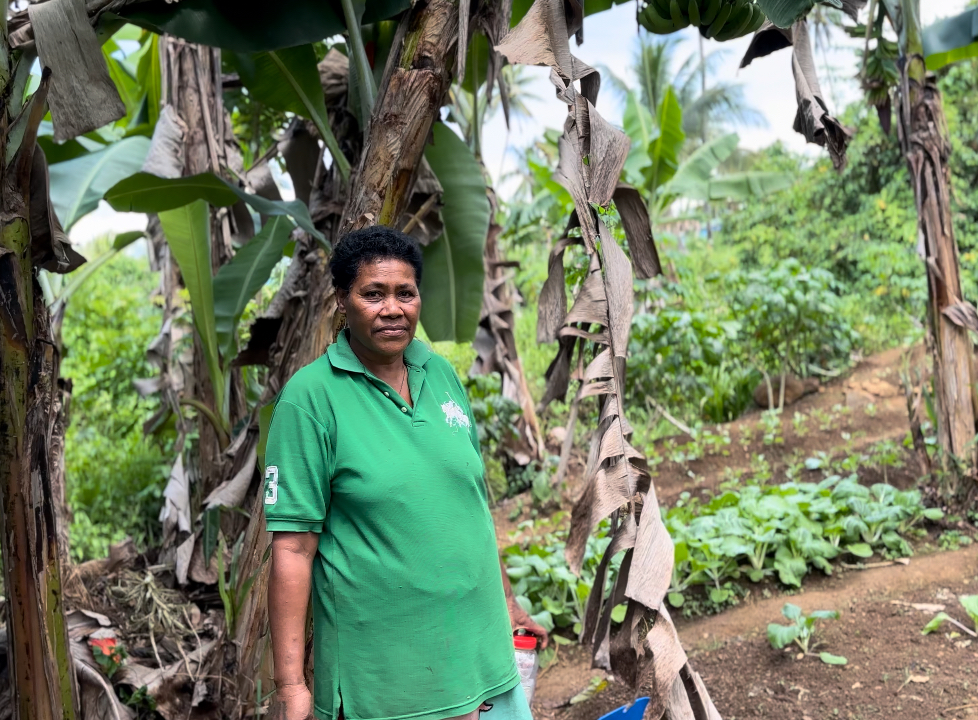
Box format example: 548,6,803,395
682,543,978,652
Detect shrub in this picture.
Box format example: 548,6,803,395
629,278,756,423
725,259,858,379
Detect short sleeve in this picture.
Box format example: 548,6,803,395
263,400,330,533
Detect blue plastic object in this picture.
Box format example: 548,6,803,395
596,696,650,720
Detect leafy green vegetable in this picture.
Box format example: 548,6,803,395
819,652,848,665
767,602,841,658
922,612,953,635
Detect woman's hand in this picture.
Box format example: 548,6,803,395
269,684,314,720
506,594,549,649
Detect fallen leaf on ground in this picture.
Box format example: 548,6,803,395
891,601,946,613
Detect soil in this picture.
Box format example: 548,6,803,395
492,346,978,720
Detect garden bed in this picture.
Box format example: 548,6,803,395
499,346,978,720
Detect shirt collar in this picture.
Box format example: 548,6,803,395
327,328,431,374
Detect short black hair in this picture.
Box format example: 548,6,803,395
330,226,424,293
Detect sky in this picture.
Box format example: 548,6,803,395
70,0,971,247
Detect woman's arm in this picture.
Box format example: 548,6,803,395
269,531,320,720
500,558,549,648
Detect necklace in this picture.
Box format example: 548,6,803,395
356,353,409,403
398,362,408,400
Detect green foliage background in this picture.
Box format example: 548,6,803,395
61,246,173,561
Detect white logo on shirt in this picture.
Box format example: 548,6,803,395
441,396,470,430
264,466,279,505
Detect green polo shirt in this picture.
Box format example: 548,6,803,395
263,330,520,720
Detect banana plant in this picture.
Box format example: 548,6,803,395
622,87,792,222
101,171,323,430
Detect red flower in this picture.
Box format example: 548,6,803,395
90,637,118,655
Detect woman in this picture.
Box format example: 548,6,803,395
264,226,547,720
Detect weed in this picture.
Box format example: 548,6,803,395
810,407,834,432
792,411,809,437
760,410,783,445
939,530,974,551
748,454,772,483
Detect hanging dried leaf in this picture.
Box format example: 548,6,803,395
624,505,674,610
142,106,187,179
537,224,580,343
791,21,852,170
539,337,576,408
203,447,258,510
30,147,86,273
159,455,191,541
494,0,575,79
555,131,599,249
565,458,633,572
318,49,350,104
640,609,690,719
585,104,629,207
471,206,545,460
28,0,125,141
497,0,720,712
739,20,851,169
613,184,660,279
599,220,634,362
739,20,793,68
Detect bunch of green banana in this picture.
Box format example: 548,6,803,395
639,0,766,41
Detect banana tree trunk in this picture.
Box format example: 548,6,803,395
0,42,77,720
896,0,978,482
162,37,246,490
232,2,460,712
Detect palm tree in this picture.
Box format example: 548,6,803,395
604,31,766,144
448,64,542,156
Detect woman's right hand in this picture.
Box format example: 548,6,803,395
270,683,314,720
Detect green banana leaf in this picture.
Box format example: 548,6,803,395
923,8,978,71
103,171,327,245
705,171,794,201
38,132,106,165
622,90,656,186
136,34,163,128
643,86,685,198
420,124,490,343
112,0,409,53
228,44,349,180
754,0,817,28
48,135,151,230
213,215,294,359
511,0,631,26
158,200,225,423
664,133,740,200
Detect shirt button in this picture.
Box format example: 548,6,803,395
401,407,408,412
384,391,389,397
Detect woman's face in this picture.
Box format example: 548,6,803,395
337,257,421,359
